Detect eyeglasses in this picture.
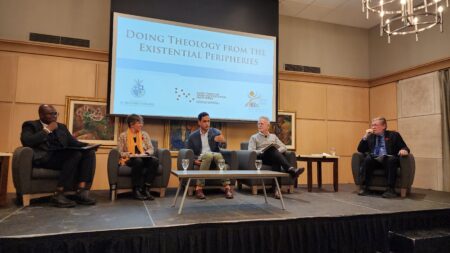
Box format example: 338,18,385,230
46,112,59,116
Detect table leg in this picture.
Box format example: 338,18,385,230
0,157,9,207
178,178,191,215
274,177,285,210
317,161,322,189
261,179,268,204
307,161,313,192
333,159,339,192
172,178,183,207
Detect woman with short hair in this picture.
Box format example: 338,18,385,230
117,114,159,200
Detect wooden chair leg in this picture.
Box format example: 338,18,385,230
251,186,258,195
400,188,407,198
159,188,166,198
110,184,117,201
22,194,31,207
288,185,294,194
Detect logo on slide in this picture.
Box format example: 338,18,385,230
131,79,145,98
174,88,195,103
245,91,260,108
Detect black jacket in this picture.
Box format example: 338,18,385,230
357,130,410,156
20,120,86,162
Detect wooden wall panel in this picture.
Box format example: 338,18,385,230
225,123,255,150
15,55,97,105
297,119,327,155
370,82,397,120
279,81,327,120
327,85,369,121
91,153,109,190
96,63,108,99
327,121,368,157
0,102,13,151
387,120,398,131
0,53,18,102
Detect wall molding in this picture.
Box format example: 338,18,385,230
278,70,369,88
369,57,450,87
0,39,108,62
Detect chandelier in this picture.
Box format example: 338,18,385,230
362,0,448,43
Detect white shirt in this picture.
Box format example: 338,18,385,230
200,129,211,154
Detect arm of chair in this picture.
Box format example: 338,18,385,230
156,148,171,187
220,150,238,170
12,147,34,194
177,149,194,170
351,152,365,185
235,150,257,170
398,153,415,188
107,148,120,185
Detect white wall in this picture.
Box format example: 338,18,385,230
279,15,370,79
0,0,110,50
369,10,450,78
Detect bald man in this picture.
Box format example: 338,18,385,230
20,104,97,207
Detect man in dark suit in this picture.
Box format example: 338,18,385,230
357,117,410,198
20,104,97,207
186,112,233,199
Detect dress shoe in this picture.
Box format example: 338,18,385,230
274,189,281,199
195,188,206,199
287,167,305,178
75,189,96,205
224,187,234,199
51,192,76,208
143,187,155,201
358,188,370,196
134,187,147,200
382,188,397,198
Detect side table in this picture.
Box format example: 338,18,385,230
0,152,12,206
296,155,339,192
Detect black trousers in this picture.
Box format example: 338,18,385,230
126,157,159,188
361,155,399,189
35,149,95,189
259,146,292,172
259,146,292,187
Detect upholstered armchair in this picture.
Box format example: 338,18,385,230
237,142,297,195
176,148,238,195
107,140,171,200
351,152,415,197
12,147,95,207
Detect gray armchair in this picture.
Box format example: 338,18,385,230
176,148,238,195
238,142,297,195
12,147,95,207
351,152,415,197
107,140,171,200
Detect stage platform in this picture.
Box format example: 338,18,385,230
1,184,450,253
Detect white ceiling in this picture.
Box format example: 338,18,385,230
279,0,381,29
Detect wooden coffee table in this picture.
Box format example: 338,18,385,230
171,170,289,214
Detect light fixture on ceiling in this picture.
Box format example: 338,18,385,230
362,0,448,43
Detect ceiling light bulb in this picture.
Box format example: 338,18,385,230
438,6,444,12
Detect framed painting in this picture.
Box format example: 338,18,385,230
164,120,225,154
65,96,119,146
270,111,296,150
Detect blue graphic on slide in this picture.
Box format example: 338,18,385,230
110,13,276,121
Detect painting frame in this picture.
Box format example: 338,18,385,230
270,111,296,150
164,120,226,156
65,96,119,146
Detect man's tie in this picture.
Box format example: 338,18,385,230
374,135,382,156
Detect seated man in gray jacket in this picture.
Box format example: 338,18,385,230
248,116,304,198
